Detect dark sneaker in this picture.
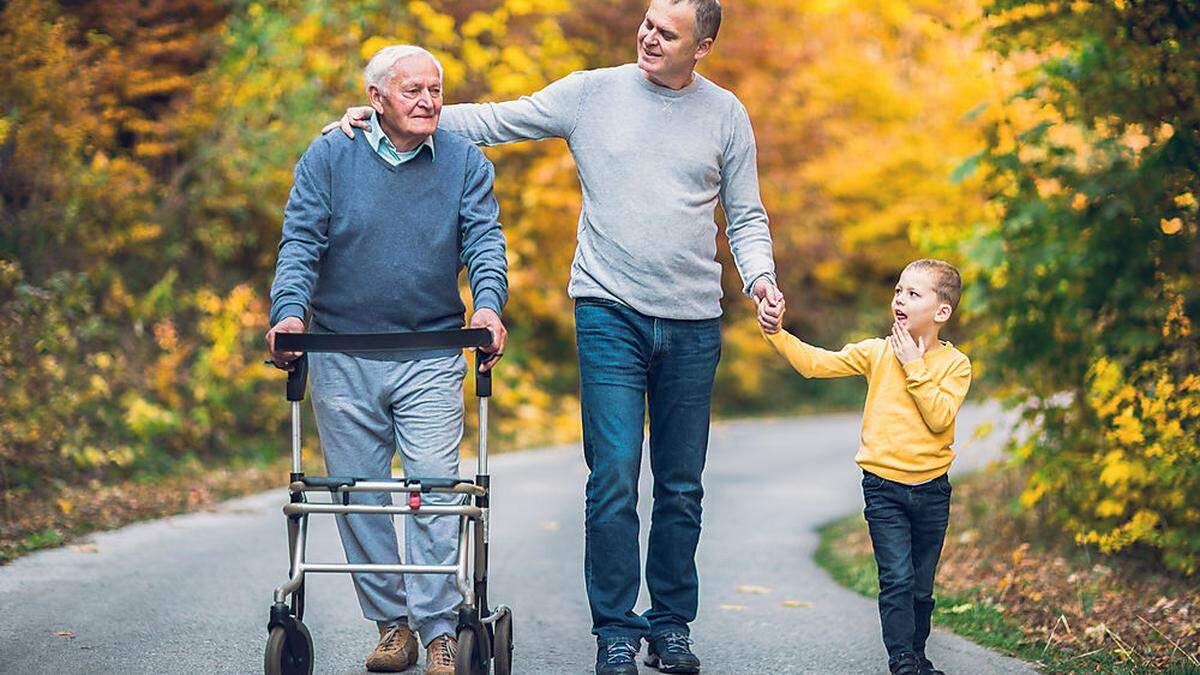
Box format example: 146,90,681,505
917,654,946,675
596,638,640,675
889,653,922,675
645,632,700,673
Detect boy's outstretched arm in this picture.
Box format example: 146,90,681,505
762,328,873,379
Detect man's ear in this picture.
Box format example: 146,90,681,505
693,37,714,62
367,86,386,114
934,303,953,325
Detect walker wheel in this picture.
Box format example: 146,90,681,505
454,626,485,675
264,622,314,675
493,611,514,675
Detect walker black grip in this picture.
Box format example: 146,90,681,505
286,354,309,402
475,350,492,398
275,329,492,353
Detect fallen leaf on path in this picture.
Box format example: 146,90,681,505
539,521,561,531
69,544,98,553
719,604,747,612
53,631,74,638
782,600,814,608
735,584,772,595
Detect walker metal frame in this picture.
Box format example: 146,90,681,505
263,329,512,675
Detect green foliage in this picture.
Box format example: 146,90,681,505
964,0,1200,573
0,0,282,498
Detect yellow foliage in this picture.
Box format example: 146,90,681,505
1095,499,1125,518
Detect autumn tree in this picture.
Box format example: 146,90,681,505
965,0,1200,572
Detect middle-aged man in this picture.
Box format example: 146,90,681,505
267,46,508,675
328,1,781,673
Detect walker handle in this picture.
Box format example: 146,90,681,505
286,355,309,402
475,350,492,398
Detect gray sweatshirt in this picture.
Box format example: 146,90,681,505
440,63,775,320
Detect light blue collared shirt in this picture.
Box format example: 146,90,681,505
365,111,435,165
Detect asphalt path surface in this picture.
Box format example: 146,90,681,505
1,403,1037,674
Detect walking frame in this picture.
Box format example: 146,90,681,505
263,329,513,675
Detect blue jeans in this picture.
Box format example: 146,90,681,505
574,297,722,642
862,470,952,663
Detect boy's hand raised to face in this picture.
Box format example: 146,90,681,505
889,321,925,365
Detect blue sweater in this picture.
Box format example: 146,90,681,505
269,128,507,359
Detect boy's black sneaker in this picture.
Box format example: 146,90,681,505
917,654,946,675
595,638,640,675
645,632,701,673
889,653,922,675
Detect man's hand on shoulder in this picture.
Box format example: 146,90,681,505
752,278,785,334
266,316,306,370
320,106,375,138
470,308,507,372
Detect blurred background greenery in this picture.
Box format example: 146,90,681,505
1,0,1196,574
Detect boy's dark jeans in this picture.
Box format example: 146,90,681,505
862,470,952,664
574,298,721,641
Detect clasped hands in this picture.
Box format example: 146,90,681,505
755,282,924,365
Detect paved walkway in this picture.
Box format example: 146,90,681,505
0,403,1037,674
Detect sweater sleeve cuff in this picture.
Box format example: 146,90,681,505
901,358,929,382
743,271,778,298
270,302,307,327
473,290,504,317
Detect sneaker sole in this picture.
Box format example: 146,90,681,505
595,667,640,675
644,655,700,674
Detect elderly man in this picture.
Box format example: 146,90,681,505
328,2,778,673
267,45,507,675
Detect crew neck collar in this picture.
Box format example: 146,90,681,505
633,64,704,98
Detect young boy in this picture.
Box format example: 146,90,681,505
758,259,972,675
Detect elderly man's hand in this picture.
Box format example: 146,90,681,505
470,308,507,372
266,316,306,370
320,106,375,138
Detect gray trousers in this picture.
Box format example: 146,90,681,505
309,351,466,645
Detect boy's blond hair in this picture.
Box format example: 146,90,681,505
904,259,962,312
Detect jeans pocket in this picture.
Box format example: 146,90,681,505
862,472,885,491
936,475,953,497
575,296,622,309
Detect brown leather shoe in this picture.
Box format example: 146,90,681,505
366,624,419,672
424,634,458,675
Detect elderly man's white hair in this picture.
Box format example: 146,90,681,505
363,45,443,95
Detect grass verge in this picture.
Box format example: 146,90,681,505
814,466,1200,674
